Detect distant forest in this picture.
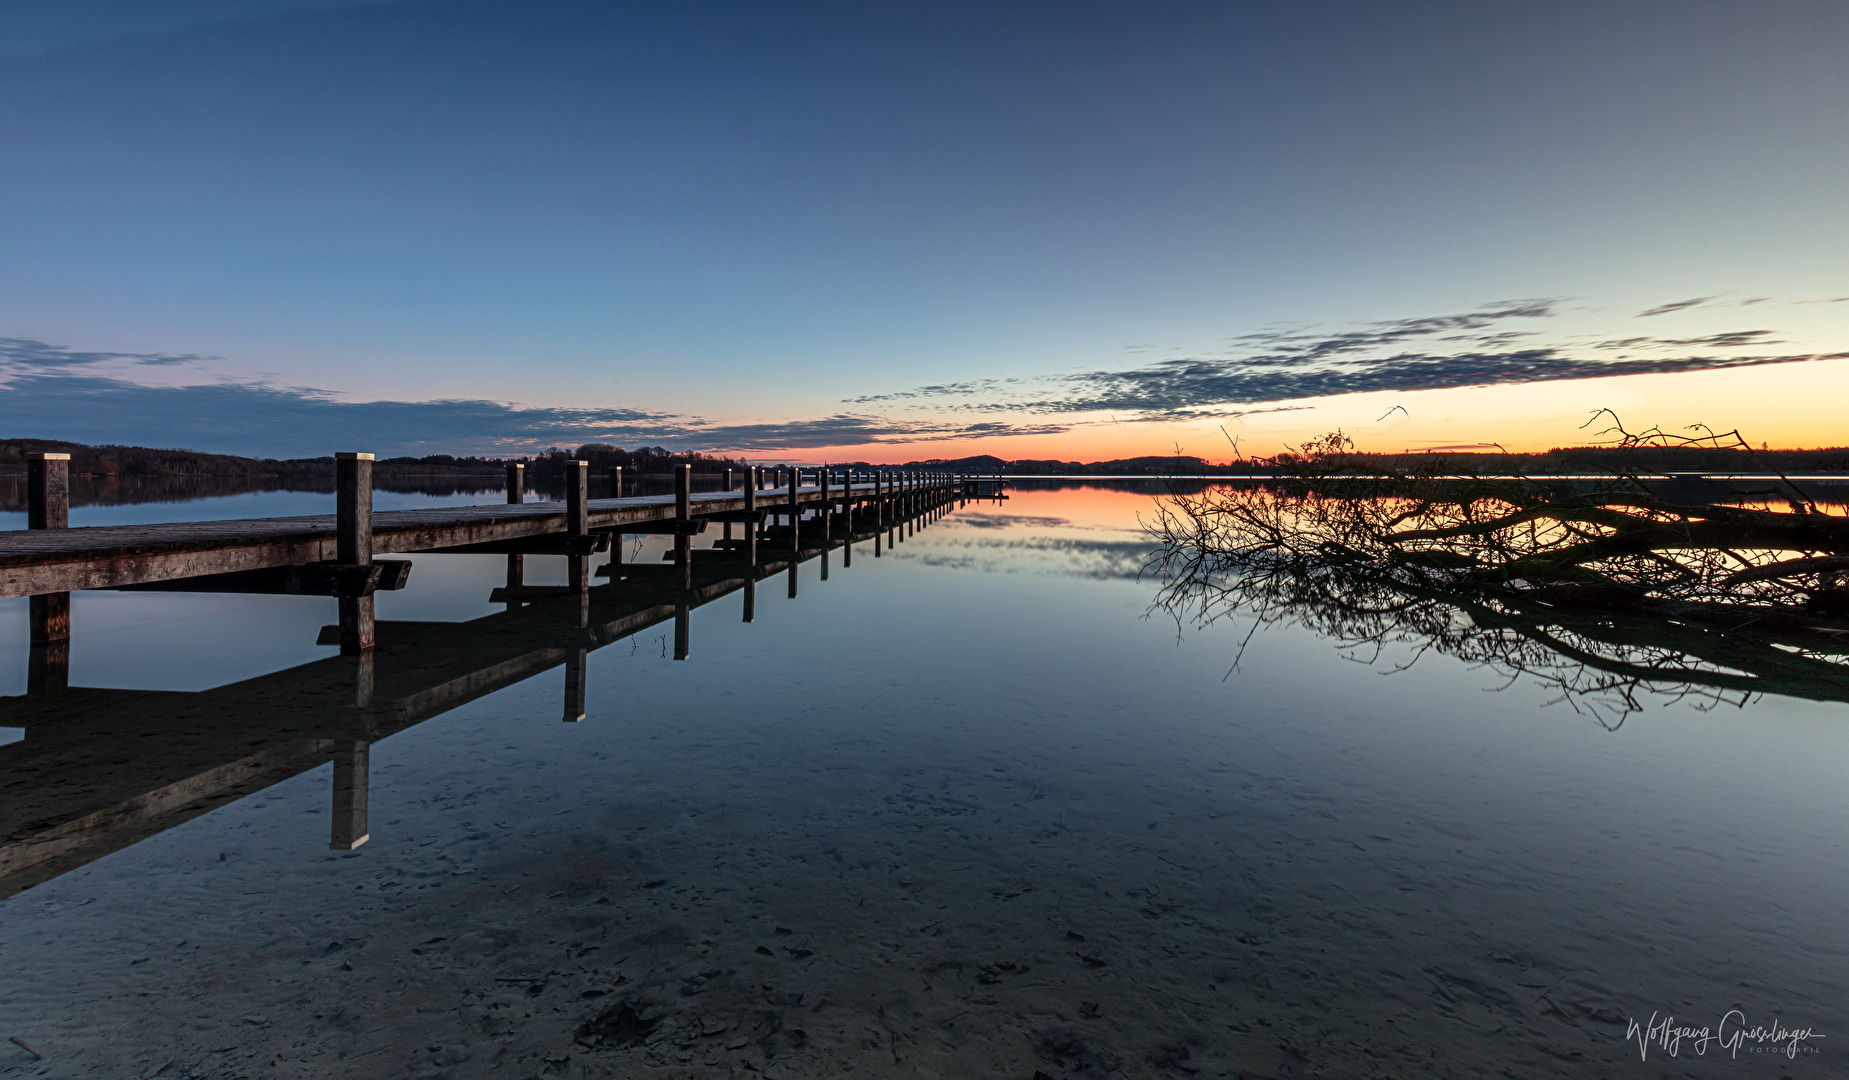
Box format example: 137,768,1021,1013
0,439,748,479
5,438,1849,481
872,446,1849,476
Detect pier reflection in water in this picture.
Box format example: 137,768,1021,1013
1,481,1845,1079
2,486,963,899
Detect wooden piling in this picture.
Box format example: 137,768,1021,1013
336,452,374,654
27,641,68,696
566,459,589,593
563,648,587,721
821,469,832,540
329,740,370,850
745,466,759,565
675,463,692,585
788,465,801,550
609,466,625,567
674,603,690,660
504,462,526,604
723,468,734,541
26,453,70,648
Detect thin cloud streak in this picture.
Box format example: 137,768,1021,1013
0,337,218,371
858,301,1846,419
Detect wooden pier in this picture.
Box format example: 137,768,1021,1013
0,470,965,898
3,452,977,673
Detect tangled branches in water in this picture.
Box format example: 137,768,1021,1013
1147,415,1849,726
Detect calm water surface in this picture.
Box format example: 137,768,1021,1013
1,481,1843,1078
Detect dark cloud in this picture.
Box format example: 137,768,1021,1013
1596,329,1778,350
844,378,1013,404
858,302,1841,419
1636,296,1716,317
1215,299,1555,362
1004,346,1844,417
0,374,679,457
0,337,217,370
0,373,1070,458
653,414,1071,452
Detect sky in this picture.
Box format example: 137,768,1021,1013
1,0,1845,462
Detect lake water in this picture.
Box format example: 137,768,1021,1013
1,480,1843,1078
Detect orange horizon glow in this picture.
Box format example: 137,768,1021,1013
767,357,1849,464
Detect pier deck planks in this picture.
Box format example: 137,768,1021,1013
0,482,910,597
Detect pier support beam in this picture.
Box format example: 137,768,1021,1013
26,452,71,649
330,740,370,850
722,469,734,544
336,452,374,654
744,467,759,566
505,462,525,609
821,469,832,541
788,467,801,551
608,466,625,568
674,603,690,660
566,459,589,593
563,647,587,721
674,464,693,588
27,641,68,696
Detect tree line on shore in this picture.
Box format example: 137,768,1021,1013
6,437,1849,480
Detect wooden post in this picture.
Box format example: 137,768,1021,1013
330,740,370,850
674,603,690,660
336,452,374,654
609,466,624,567
745,466,759,566
565,459,589,592
26,451,69,530
742,575,756,622
26,452,71,650
788,465,800,550
353,649,375,709
563,648,587,721
27,640,69,696
821,468,832,541
723,468,734,541
674,463,692,585
505,462,525,606
565,459,590,535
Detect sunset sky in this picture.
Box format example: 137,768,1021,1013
2,1,1845,461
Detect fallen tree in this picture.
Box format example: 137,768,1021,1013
1146,414,1849,725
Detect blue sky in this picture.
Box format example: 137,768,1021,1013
2,1,1845,459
